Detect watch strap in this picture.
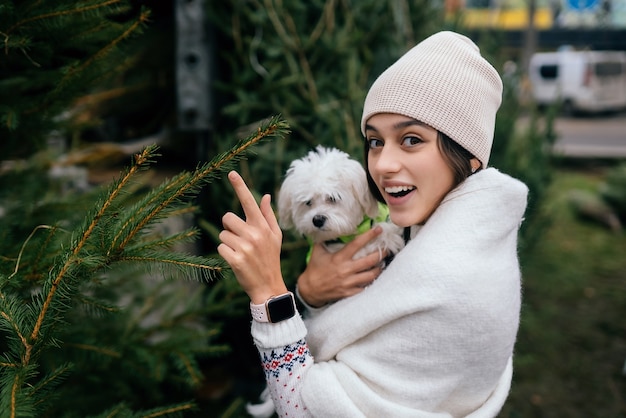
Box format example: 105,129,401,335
250,300,270,322
250,292,295,323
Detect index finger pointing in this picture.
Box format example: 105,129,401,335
227,171,263,223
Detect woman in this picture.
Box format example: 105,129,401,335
218,31,528,417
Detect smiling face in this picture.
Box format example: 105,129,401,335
365,113,456,227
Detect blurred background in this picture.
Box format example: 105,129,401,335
0,1,624,417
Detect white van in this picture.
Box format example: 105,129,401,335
529,49,626,114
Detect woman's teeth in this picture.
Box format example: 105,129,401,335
385,185,415,197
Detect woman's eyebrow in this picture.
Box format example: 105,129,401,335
393,119,426,130
365,119,425,132
364,124,378,132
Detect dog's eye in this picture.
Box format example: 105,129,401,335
326,196,337,204
305,200,312,206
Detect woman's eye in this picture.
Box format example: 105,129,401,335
402,136,423,146
368,138,383,149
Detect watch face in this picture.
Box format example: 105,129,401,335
267,293,296,323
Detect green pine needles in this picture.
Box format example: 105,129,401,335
1,1,152,158
0,116,290,417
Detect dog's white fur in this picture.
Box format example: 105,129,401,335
245,146,405,418
277,145,404,259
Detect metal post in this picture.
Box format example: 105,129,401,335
175,0,211,132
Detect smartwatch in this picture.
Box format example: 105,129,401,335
250,292,296,323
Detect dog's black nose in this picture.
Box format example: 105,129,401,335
312,215,326,228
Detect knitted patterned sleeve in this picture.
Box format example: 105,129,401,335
258,339,313,417
250,315,312,417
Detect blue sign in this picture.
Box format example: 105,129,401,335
566,0,600,10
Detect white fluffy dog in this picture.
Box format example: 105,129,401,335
246,146,405,418
277,145,405,259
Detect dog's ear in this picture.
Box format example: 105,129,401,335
360,187,380,219
277,170,295,229
347,159,380,219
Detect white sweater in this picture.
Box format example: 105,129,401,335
251,168,528,417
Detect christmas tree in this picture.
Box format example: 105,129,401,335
0,117,289,417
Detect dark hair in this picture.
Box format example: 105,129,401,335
363,130,480,203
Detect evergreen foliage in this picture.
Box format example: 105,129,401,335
600,162,626,221
0,1,158,159
499,104,558,253
0,116,289,417
208,0,441,155
492,79,558,253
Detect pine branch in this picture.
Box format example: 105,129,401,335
5,0,126,36
0,293,31,361
27,363,73,407
24,8,150,117
54,7,151,94
92,401,196,418
172,351,202,387
0,145,160,418
7,225,56,281
63,343,121,358
29,145,157,348
72,293,120,316
112,115,289,254
125,227,199,252
118,254,224,282
139,402,196,418
107,172,194,255
2,0,129,59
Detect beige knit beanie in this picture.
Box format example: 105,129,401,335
361,31,503,167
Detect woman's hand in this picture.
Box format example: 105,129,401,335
297,227,387,308
217,171,287,305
